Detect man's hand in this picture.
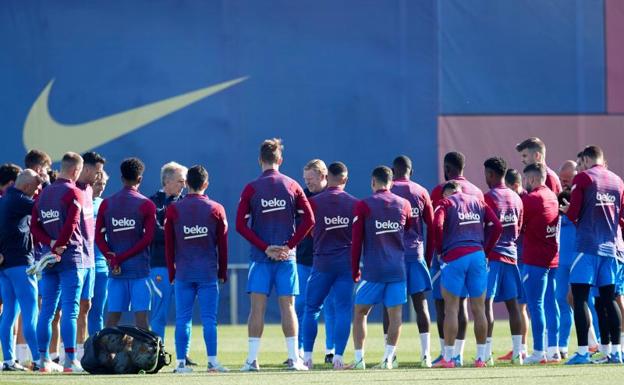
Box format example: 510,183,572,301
559,198,570,214
219,278,226,284
0,253,4,265
53,245,67,256
266,245,290,260
352,269,361,283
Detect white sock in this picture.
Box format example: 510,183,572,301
512,335,522,356
303,351,313,361
384,345,396,362
443,345,454,361
16,344,30,363
454,339,465,358
600,344,611,355
77,343,84,361
533,350,544,358
588,326,598,347
543,329,548,353
522,344,528,355
50,352,59,361
621,332,624,349
560,346,568,354
384,334,388,345
177,359,185,367
59,344,65,362
208,356,218,366
333,354,343,364
547,346,559,357
485,338,493,359
325,348,335,355
476,344,486,361
355,349,364,361
247,337,261,362
613,344,621,354
578,345,589,355
439,338,445,353
419,333,430,359
286,336,298,361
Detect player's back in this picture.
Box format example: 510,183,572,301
170,194,223,281
310,187,358,272
103,187,152,278
359,190,410,282
440,192,486,259
521,186,559,268
391,178,431,261
575,165,624,257
485,185,523,261
431,176,483,207
243,169,303,262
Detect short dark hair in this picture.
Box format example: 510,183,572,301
442,180,461,194
328,162,348,178
186,165,208,191
523,162,546,180
515,137,545,155
0,163,22,186
259,138,283,164
576,151,584,159
372,166,393,186
444,151,465,174
505,169,521,186
581,145,604,161
82,151,106,167
24,149,51,169
48,169,59,183
392,155,412,178
483,156,507,177
120,157,145,182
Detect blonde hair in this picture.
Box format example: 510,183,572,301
304,159,328,176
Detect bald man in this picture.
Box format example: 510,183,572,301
559,161,577,190
0,170,43,371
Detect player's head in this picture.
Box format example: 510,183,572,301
575,151,587,172
371,166,393,192
161,161,187,197
442,180,462,198
14,169,43,198
303,159,328,193
443,151,465,180
60,152,84,182
186,165,209,193
0,163,22,193
505,168,523,194
522,163,546,192
515,137,546,166
120,157,144,187
93,170,109,199
579,145,605,169
259,138,283,168
80,151,106,186
558,160,577,189
327,161,348,188
47,169,58,184
392,155,412,179
24,149,52,175
483,156,507,188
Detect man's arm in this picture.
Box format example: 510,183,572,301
115,200,157,264
286,183,315,249
94,199,112,257
432,203,447,255
164,205,177,283
30,201,52,246
54,188,83,253
351,201,368,282
483,204,503,255
565,173,591,223
422,193,435,266
235,184,269,253
215,205,229,283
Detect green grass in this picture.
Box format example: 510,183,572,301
0,323,618,385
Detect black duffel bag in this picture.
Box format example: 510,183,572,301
81,325,171,374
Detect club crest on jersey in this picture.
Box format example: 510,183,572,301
111,217,136,232
324,216,349,231
261,198,287,213
375,219,400,235
41,209,60,224
596,192,616,206
500,212,518,227
545,224,559,238
183,225,209,240
458,211,481,225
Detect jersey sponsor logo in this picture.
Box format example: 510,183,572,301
500,212,518,227
41,209,61,224
183,225,209,240
324,215,350,231
545,224,559,238
375,219,400,235
261,197,287,213
411,206,420,218
596,192,617,206
111,217,136,232
458,211,481,225
23,77,248,161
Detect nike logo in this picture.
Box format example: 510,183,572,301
23,77,248,161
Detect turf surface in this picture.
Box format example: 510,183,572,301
0,322,619,385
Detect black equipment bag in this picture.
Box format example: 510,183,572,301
81,325,171,374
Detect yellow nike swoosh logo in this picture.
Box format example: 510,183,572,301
23,77,248,161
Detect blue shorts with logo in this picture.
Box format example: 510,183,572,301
354,280,407,307
247,260,298,296
431,255,468,299
487,261,522,302
80,267,95,300
107,277,151,312
616,256,624,295
569,253,617,287
441,250,487,298
406,259,432,295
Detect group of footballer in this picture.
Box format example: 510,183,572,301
0,135,622,374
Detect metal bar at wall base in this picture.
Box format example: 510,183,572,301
229,269,239,325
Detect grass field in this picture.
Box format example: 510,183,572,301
0,323,620,385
